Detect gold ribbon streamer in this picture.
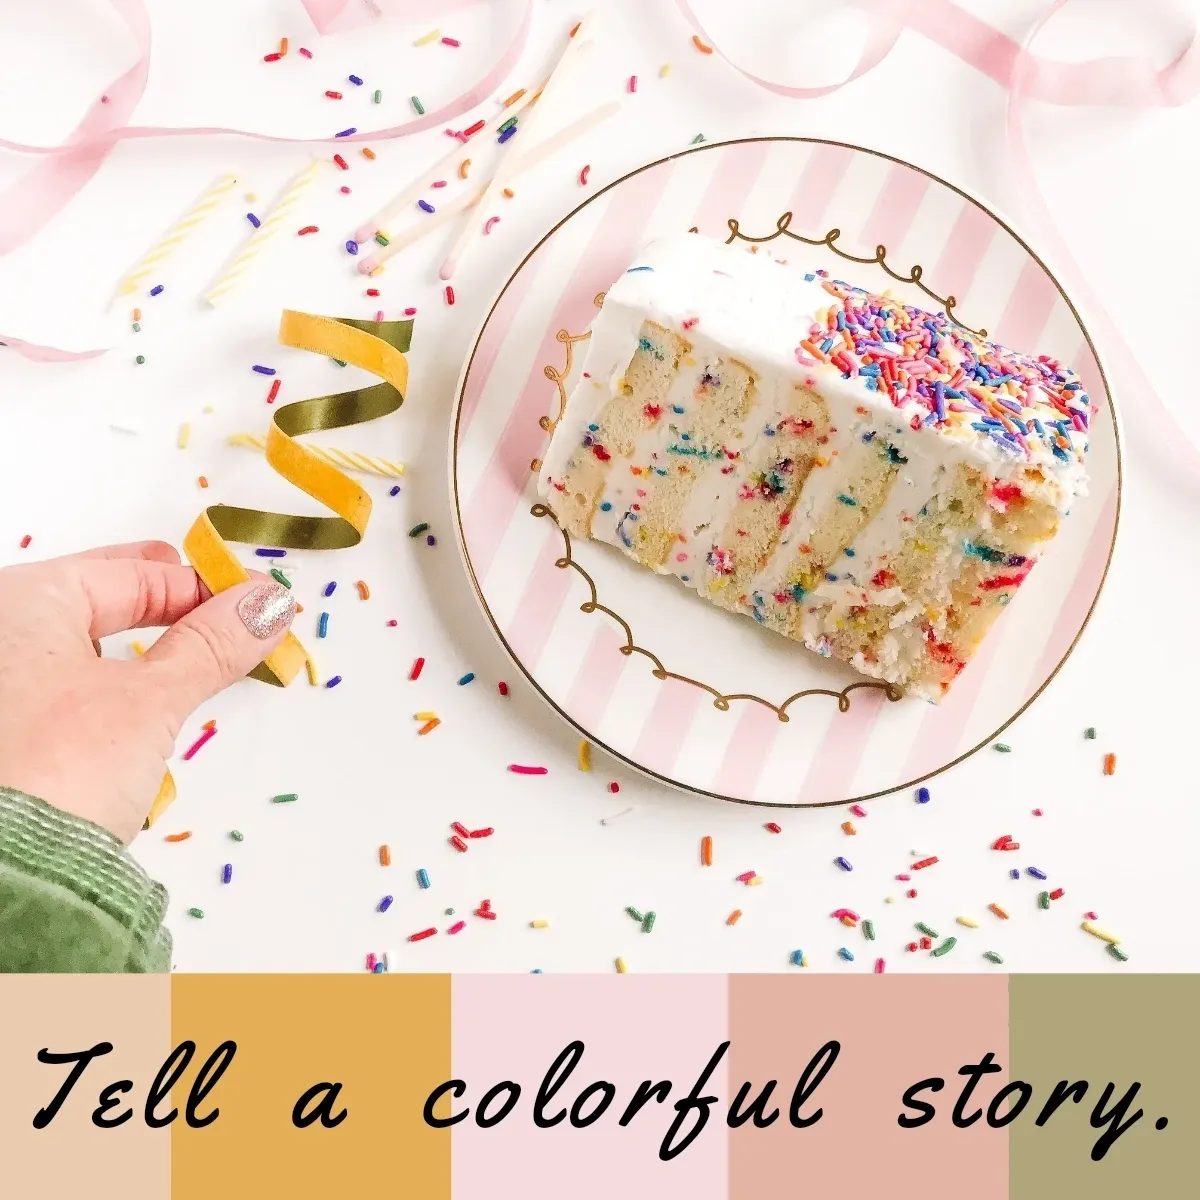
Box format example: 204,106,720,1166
144,311,412,829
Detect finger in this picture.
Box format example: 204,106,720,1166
75,558,211,638
140,580,297,720
68,540,182,565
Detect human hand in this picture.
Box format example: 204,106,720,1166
0,540,296,844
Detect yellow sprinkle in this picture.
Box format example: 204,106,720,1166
369,265,385,276
615,957,627,973
659,63,671,77
1082,920,1120,944
305,657,318,686
414,27,441,45
884,896,895,904
746,876,765,887
245,192,257,202
130,641,145,656
956,916,980,929
415,711,438,721
202,405,214,414
578,739,592,772
177,423,191,449
530,920,549,929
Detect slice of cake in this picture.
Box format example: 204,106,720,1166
538,233,1091,701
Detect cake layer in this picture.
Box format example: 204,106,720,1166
539,233,1091,701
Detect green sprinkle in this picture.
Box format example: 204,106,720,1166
931,936,957,957
331,358,347,367
983,950,1004,964
375,232,390,246
445,908,455,916
411,95,425,114
134,354,145,364
373,89,382,104
690,133,705,144
408,522,431,537
1107,943,1129,962
862,919,875,941
498,116,518,133
993,742,1012,753
187,907,205,919
625,906,644,922
916,922,939,938
229,830,244,842
1038,890,1050,910
269,567,291,588
271,792,298,804
641,911,656,934
132,322,141,332
1084,726,1097,739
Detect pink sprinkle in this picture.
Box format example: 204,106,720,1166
431,180,448,188
375,309,384,322
340,186,351,194
181,726,217,761
509,764,547,775
441,36,461,47
101,95,110,104
735,870,756,883
1032,807,1043,816
628,75,638,93
447,920,466,935
795,348,818,366
483,216,500,235
831,908,859,921
403,306,417,316
387,619,398,627
874,958,886,974
682,317,699,330
895,873,911,881
849,804,867,817
1085,910,1098,920
299,47,313,58
366,953,376,971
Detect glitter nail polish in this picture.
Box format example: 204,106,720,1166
237,582,296,639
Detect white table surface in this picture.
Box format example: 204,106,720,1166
0,0,1196,973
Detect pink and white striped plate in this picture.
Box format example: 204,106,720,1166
451,138,1120,807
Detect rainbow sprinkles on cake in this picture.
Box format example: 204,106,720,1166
537,233,1091,702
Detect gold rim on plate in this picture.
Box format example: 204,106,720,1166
450,136,1122,808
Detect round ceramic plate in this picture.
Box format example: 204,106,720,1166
451,137,1120,807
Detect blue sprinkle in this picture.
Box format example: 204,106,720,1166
819,337,835,354
845,548,855,557
680,574,690,582
378,895,393,912
348,75,364,85
246,213,261,228
804,273,815,281
824,572,838,582
149,284,164,296
1027,866,1048,881
325,675,343,688
587,423,599,432
600,501,613,511
1010,868,1020,879
680,432,690,441
346,240,359,255
916,786,930,803
418,199,436,213
531,969,543,974
427,534,436,547
389,485,401,496
335,127,357,138
837,947,855,962
255,548,286,558
790,950,805,967
837,494,857,506
324,581,337,597
252,364,276,375
626,266,654,272
417,868,430,889
318,612,329,639
498,126,517,144
373,962,385,973
458,672,476,686
835,856,853,872
222,863,233,884
764,427,776,436
672,405,685,414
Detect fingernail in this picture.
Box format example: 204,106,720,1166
237,581,296,640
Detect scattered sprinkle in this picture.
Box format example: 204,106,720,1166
418,718,441,736
164,831,192,843
362,147,376,160
989,903,1009,920
297,225,319,235
509,764,548,775
692,34,714,53
1038,890,1051,909
862,919,875,941
325,90,343,100
578,164,591,186
188,907,205,919
849,804,867,817
628,75,638,93
266,378,282,403
790,950,806,966
458,672,476,686
325,675,342,688
299,47,312,58
916,786,931,803
765,822,781,834
660,63,671,77
701,835,713,866
149,284,164,296
335,127,357,138
993,742,1012,753
1107,943,1129,962
956,916,980,928
1084,726,1097,739
1103,752,1117,775
841,821,856,836
317,612,329,639
459,158,471,178
229,830,244,842
346,240,359,255
834,856,852,871
484,216,500,235
333,154,348,170
411,95,425,114
837,947,854,962
983,950,1004,964
418,199,436,214
607,781,620,794
1082,920,1120,944
408,927,437,942
414,28,441,45
1027,866,1047,880
379,845,391,867
18,534,31,549
615,957,627,973
932,937,957,957
408,523,430,537
578,740,592,771
409,657,425,680
246,213,261,228
915,922,939,938
691,133,705,144
442,36,461,47
912,856,939,870
445,285,455,305
181,727,216,760
135,354,146,365
271,793,298,804
726,909,742,926
348,75,363,85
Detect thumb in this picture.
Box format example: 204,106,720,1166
141,579,297,720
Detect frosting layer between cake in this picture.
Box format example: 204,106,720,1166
538,233,1092,701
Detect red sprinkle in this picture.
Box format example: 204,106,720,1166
735,871,756,883
299,47,313,58
19,534,31,549
919,936,932,950
906,888,917,898
1084,910,1098,920
408,927,437,942
1050,887,1065,900
264,52,282,62
409,657,425,680
325,90,343,99
906,942,919,952
464,120,485,136
266,378,281,404
333,154,349,170
449,835,468,852
451,821,470,837
403,306,417,316
498,681,509,696
386,619,397,627
366,288,380,296
579,164,591,186
1032,808,1044,816
765,822,782,834
468,827,494,838
509,764,547,775
475,908,497,920
607,781,620,794
874,958,886,974
445,285,455,306
911,856,939,870
297,225,319,235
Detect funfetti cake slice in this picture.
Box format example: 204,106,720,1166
537,233,1091,702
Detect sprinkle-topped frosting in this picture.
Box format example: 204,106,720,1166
800,273,1091,470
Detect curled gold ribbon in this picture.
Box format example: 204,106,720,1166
144,311,412,829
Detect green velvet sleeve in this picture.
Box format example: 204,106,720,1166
0,787,171,973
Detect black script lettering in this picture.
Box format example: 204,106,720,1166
570,1082,615,1128
728,1079,779,1129
292,1082,348,1129
953,1053,1003,1128
145,1042,195,1129
476,1082,520,1128
33,1043,114,1129
619,1080,672,1126
987,1081,1033,1128
1034,1080,1088,1126
534,1041,584,1128
424,1081,469,1128
186,1041,236,1129
93,1080,134,1129
898,1077,944,1128
660,1041,728,1162
789,1041,839,1128
1090,1082,1143,1161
